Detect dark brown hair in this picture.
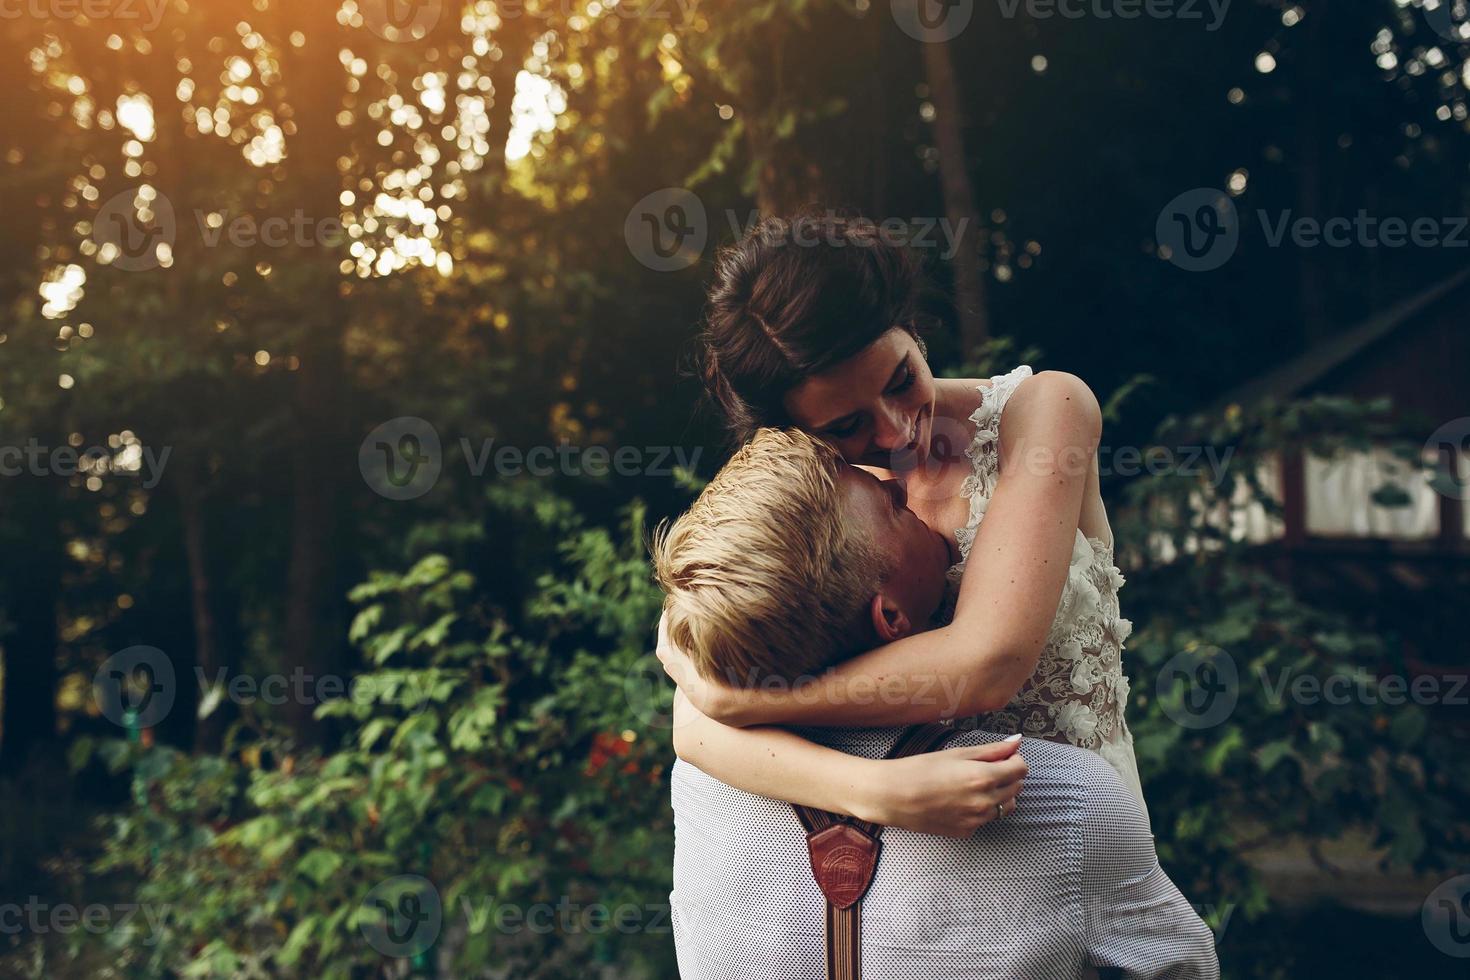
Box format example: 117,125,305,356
699,209,926,443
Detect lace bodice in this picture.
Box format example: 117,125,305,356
946,366,1147,816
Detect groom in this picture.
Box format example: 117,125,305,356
656,428,1220,979
668,725,1219,979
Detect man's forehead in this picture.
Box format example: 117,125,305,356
837,464,883,505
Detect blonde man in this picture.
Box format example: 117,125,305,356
653,427,954,687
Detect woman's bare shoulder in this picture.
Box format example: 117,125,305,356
1003,371,1102,437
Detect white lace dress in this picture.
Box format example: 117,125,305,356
946,366,1149,823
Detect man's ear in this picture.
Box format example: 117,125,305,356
868,592,913,643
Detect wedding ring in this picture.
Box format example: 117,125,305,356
996,801,1006,819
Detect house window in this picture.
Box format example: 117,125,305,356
1305,448,1439,540
1225,452,1286,545
1144,456,1284,563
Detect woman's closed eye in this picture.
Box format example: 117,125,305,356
822,363,915,439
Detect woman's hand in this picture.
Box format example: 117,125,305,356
857,735,1028,838
656,612,750,725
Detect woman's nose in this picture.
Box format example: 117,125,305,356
871,407,912,450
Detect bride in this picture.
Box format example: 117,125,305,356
656,210,1148,835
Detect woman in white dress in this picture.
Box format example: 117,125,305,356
658,212,1146,836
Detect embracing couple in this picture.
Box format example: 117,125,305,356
650,212,1220,979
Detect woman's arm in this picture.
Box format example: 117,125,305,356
671,690,1028,837
669,370,1100,727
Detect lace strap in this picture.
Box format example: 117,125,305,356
964,365,1034,457
983,365,1034,421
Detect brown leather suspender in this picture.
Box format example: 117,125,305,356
791,724,955,980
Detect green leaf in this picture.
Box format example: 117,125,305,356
1255,739,1293,773
277,915,319,967
296,848,345,885
1389,709,1427,748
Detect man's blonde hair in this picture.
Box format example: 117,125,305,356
651,428,884,685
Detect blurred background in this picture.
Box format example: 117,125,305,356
0,0,1467,976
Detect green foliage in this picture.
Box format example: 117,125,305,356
73,483,674,978
59,393,1470,979
1115,395,1470,976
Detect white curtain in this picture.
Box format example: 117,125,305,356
1305,448,1439,540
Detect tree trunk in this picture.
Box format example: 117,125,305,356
279,5,353,746
177,466,234,752
921,36,988,354
0,479,60,774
